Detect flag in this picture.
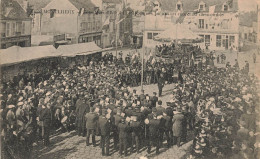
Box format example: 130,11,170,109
79,8,84,16
209,5,215,14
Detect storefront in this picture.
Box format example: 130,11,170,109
78,32,102,47
1,35,31,49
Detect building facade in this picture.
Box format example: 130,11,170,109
170,0,239,51
143,14,174,48
30,0,102,46
119,7,133,46
258,4,260,44
101,0,123,48
0,0,32,49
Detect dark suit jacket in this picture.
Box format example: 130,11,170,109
39,108,52,127
85,112,98,129
118,122,130,138
172,113,185,137
98,116,110,136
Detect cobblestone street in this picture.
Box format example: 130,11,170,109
32,130,193,159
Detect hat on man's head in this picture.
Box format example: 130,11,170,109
158,100,162,105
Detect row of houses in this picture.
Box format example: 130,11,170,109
0,0,259,51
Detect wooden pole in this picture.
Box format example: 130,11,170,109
141,12,146,90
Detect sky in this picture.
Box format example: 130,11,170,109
239,0,259,12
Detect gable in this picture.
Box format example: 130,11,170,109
43,0,79,11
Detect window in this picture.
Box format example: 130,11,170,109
229,36,235,46
205,35,210,46
6,23,10,37
88,22,92,32
96,21,100,30
80,22,87,32
199,35,204,42
177,4,181,10
216,35,221,47
222,19,229,29
50,9,56,18
22,22,25,34
12,23,16,36
153,33,158,37
223,5,228,11
16,22,22,33
199,5,204,11
92,21,96,31
148,33,153,39
176,1,182,10
244,33,247,39
199,19,204,29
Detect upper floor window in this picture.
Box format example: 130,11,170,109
147,33,153,39
223,2,229,11
199,1,206,11
176,1,183,11
199,19,204,29
6,23,10,37
223,5,228,11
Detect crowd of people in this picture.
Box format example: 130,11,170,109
1,44,259,159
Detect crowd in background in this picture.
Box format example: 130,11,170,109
0,45,259,159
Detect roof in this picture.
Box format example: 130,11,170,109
0,42,103,65
1,0,31,20
103,0,122,3
145,14,174,30
28,0,52,12
150,0,238,12
68,0,96,11
57,42,102,56
0,45,60,66
28,0,97,12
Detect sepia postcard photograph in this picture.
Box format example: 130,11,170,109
0,0,260,158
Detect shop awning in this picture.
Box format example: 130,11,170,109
57,42,102,57
0,45,61,66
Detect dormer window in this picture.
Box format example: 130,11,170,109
199,1,206,11
223,2,229,11
176,1,183,11
223,5,228,11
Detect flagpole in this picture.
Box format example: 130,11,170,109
141,12,145,90
115,11,118,58
116,21,118,58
